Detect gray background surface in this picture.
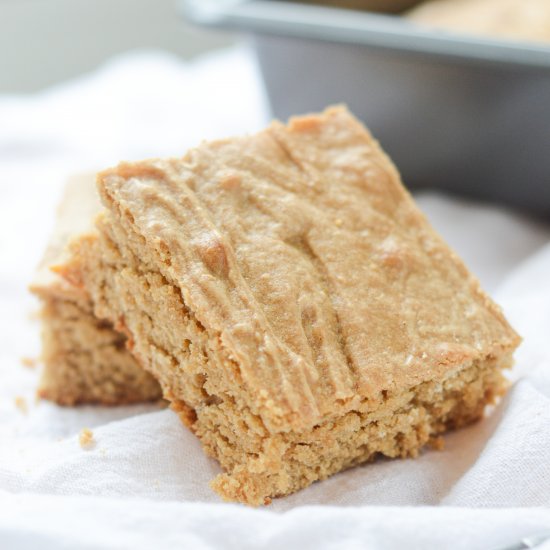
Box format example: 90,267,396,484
0,0,237,93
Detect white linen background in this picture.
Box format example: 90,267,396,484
1,46,550,549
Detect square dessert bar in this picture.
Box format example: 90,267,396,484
63,106,520,504
30,174,161,406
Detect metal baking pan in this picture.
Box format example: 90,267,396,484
181,0,550,217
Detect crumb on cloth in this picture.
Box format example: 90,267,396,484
14,396,28,414
429,435,445,451
20,356,37,368
79,428,95,449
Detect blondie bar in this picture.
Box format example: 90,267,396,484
62,107,519,503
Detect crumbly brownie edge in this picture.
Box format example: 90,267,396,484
37,294,161,406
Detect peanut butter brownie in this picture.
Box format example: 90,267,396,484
63,107,520,504
30,174,161,405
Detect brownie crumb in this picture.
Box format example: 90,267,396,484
79,428,95,449
21,356,37,369
429,435,445,451
14,396,28,414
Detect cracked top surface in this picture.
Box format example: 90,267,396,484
96,106,520,431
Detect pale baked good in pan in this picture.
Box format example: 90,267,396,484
407,0,550,44
62,107,520,504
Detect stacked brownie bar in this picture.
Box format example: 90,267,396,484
33,107,520,504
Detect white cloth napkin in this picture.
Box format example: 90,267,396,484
1,45,550,550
